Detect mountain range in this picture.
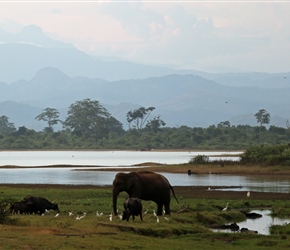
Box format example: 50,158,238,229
0,25,289,131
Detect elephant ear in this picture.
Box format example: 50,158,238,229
127,172,138,191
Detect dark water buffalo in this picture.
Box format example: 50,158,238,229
23,195,60,215
10,201,34,214
122,198,143,222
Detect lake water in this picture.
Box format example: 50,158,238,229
212,210,290,235
0,150,240,167
0,151,290,193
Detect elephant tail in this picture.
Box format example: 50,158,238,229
170,185,179,204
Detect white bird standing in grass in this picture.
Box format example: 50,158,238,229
153,210,157,217
79,212,86,220
96,211,103,217
109,213,113,222
69,211,74,216
156,216,159,223
247,191,251,198
143,209,148,214
55,213,59,217
76,212,86,220
222,202,229,211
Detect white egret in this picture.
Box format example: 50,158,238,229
247,191,250,198
222,202,229,211
79,212,86,220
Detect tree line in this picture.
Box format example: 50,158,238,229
0,98,288,150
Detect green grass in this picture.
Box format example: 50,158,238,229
1,185,290,250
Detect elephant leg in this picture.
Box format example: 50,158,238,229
157,203,163,216
164,203,171,215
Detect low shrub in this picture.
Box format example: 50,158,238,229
189,155,209,164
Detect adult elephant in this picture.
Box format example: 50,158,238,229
112,171,178,216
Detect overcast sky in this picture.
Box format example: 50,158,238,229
0,1,289,73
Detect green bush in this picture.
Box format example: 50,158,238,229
0,200,11,224
189,154,209,164
241,144,290,166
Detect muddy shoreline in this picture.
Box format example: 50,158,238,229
1,183,289,201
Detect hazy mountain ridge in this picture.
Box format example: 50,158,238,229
0,67,289,130
0,25,289,130
0,25,73,48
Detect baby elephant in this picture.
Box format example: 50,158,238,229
122,198,143,222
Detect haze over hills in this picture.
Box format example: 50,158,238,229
0,25,289,131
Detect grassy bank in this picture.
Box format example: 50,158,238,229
100,161,290,176
1,184,290,250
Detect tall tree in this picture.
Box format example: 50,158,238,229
63,98,123,139
217,121,231,128
127,107,155,129
146,115,166,132
35,108,61,132
255,109,270,127
0,115,16,134
255,109,270,141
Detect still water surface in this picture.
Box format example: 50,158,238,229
213,210,290,235
0,151,290,193
0,150,239,166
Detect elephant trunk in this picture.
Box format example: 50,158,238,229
112,189,118,215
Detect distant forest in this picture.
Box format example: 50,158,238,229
0,99,289,150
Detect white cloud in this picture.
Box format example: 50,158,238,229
0,2,289,73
